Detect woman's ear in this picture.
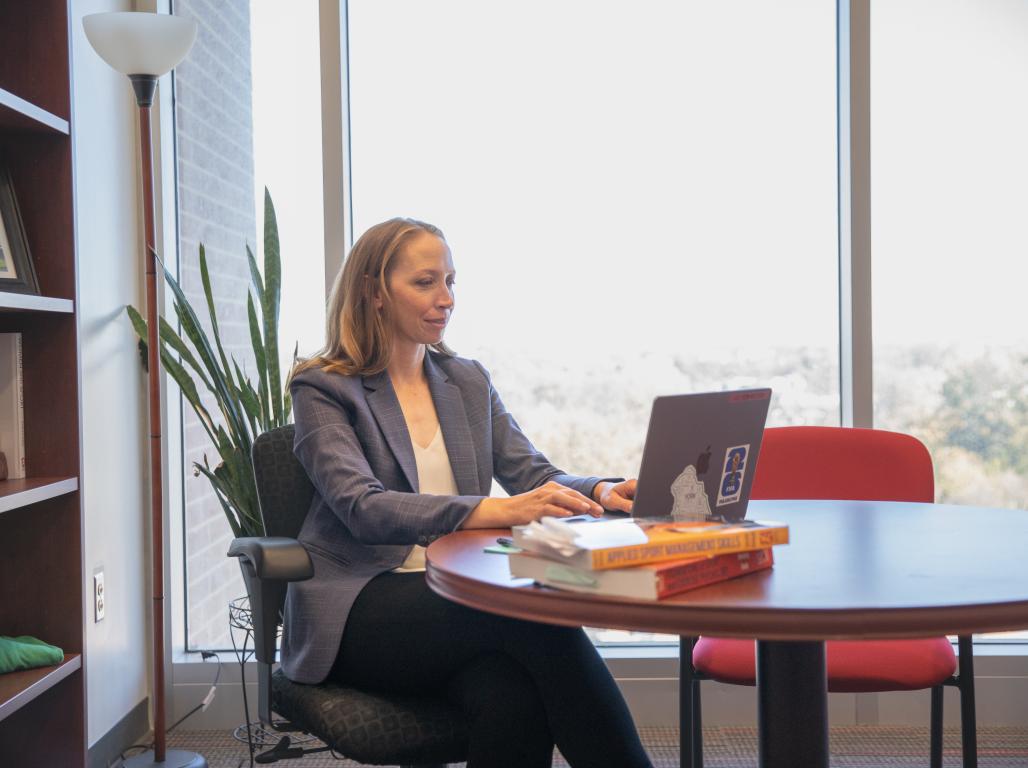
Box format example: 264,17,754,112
365,274,384,310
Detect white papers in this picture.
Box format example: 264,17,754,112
512,516,647,559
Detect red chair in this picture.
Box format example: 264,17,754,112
681,427,977,768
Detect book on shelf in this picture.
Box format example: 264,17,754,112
0,332,24,480
509,547,774,600
511,518,789,571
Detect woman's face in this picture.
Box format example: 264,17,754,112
378,231,455,349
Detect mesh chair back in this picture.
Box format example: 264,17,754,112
750,426,934,502
252,424,315,538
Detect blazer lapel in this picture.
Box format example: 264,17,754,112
424,354,481,496
362,369,419,492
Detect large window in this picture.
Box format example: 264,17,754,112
171,0,1028,651
349,0,839,643
871,0,1028,642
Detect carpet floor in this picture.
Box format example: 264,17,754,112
168,725,1028,767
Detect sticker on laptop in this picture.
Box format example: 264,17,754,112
716,444,749,507
670,464,712,521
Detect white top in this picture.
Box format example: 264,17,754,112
393,426,459,573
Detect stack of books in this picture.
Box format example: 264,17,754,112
508,518,789,600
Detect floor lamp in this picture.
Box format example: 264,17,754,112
83,12,206,768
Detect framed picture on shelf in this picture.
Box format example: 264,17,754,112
0,164,41,295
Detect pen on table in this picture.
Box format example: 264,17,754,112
496,536,514,548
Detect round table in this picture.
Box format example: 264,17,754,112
426,499,1028,768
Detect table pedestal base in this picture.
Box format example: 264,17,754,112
756,640,828,768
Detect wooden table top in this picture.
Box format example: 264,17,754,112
426,499,1028,641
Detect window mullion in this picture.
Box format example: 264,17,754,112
838,0,873,428
319,0,352,299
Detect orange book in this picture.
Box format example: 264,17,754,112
511,519,788,571
509,547,774,600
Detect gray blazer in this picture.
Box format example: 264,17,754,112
284,351,611,684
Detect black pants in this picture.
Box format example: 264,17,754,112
329,571,653,768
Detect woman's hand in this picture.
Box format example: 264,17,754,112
592,479,636,514
462,481,603,528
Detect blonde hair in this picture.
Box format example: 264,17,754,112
291,218,456,380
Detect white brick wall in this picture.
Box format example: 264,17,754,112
174,0,256,651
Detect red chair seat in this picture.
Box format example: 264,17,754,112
693,636,957,692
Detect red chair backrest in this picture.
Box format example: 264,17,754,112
750,426,934,503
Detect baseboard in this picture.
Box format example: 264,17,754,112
170,647,1028,730
87,698,150,768
605,652,1028,727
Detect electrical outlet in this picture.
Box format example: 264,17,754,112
94,569,105,622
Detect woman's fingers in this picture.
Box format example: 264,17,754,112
607,495,633,513
550,485,602,514
542,503,577,518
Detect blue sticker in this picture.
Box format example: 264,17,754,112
723,446,747,474
716,444,750,507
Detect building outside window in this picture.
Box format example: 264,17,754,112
173,0,324,650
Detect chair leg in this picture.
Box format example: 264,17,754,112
692,677,703,768
680,637,696,768
957,635,978,768
930,685,943,768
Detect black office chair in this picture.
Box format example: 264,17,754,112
228,424,469,766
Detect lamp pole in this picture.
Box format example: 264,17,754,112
135,81,167,762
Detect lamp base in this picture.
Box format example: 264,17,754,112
123,749,208,768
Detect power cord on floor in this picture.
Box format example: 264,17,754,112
116,650,221,764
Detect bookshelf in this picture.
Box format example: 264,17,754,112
0,1,86,765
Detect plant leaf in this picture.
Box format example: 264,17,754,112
233,357,262,435
246,243,266,318
158,316,215,394
247,292,270,427
199,244,237,391
262,188,283,424
162,262,248,446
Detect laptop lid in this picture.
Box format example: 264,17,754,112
631,388,772,523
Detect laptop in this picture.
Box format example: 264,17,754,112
573,388,772,525
630,388,771,523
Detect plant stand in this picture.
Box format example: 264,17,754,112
228,596,318,766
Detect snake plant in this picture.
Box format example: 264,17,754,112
127,188,293,537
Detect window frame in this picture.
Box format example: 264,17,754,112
165,0,1025,653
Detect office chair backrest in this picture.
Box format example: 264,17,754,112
750,426,934,503
252,424,316,539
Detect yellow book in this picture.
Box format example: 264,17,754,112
511,519,789,571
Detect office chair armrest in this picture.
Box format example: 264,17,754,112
228,536,314,582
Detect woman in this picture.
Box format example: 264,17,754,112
287,218,652,768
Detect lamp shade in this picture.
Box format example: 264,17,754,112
83,12,197,77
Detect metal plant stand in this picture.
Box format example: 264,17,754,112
228,596,319,766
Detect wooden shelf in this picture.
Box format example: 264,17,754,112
0,654,80,723
0,293,74,314
0,88,69,135
0,477,78,515
0,3,85,764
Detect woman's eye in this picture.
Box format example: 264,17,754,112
416,279,433,287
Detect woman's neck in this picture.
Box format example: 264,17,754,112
387,342,427,387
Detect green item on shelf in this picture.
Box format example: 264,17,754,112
0,635,64,674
